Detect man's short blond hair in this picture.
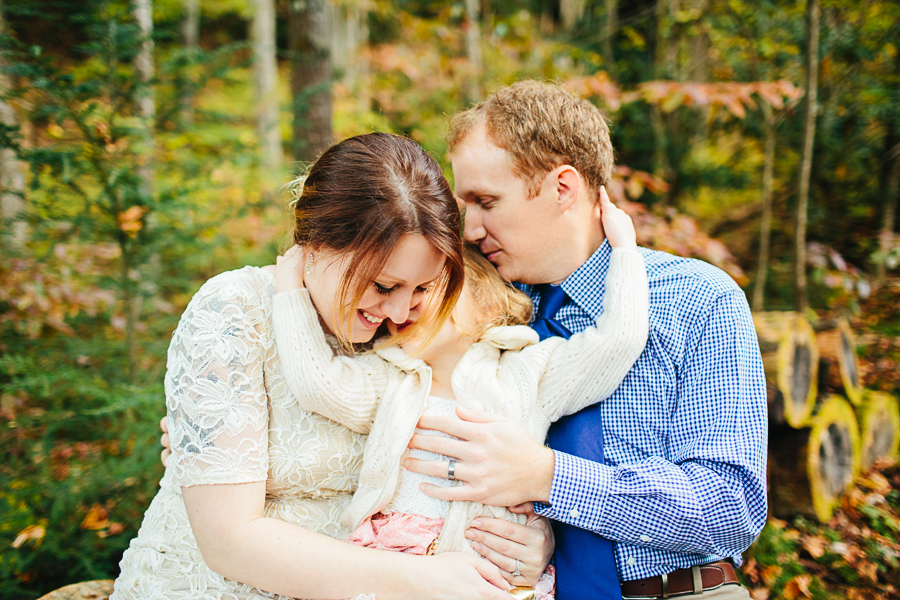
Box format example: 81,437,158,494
447,80,614,199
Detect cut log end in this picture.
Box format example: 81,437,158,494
769,395,860,522
858,390,900,472
817,317,863,405
36,580,114,600
754,311,819,427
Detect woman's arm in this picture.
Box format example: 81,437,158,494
530,246,649,422
182,482,512,600
272,247,390,433
529,191,649,421
170,271,510,600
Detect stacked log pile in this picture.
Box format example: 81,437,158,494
757,313,899,522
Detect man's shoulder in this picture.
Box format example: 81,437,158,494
638,246,741,299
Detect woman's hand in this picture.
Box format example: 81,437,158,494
415,552,512,600
275,245,307,294
600,186,637,249
465,503,555,587
159,416,171,467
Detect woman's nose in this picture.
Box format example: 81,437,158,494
382,292,413,324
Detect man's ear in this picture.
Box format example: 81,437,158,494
553,165,581,214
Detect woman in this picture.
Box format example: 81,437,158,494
113,133,551,600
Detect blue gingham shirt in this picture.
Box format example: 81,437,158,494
527,241,768,582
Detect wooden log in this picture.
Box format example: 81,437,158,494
858,390,900,472
753,311,819,427
768,395,861,522
36,580,114,600
816,316,863,405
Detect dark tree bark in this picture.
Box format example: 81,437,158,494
288,0,333,164
793,0,819,312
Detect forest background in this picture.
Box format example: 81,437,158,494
0,0,898,599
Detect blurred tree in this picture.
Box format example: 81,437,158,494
0,0,27,252
288,0,333,163
463,0,483,104
179,0,199,126
793,0,819,313
251,0,282,176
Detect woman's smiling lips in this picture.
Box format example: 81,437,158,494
358,309,385,328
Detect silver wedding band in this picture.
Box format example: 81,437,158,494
512,558,522,577
447,458,457,481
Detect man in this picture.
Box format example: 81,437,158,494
404,80,768,599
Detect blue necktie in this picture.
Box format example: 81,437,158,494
533,285,622,600
531,285,572,340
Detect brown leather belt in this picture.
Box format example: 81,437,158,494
620,560,739,598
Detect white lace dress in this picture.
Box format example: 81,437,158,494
111,267,367,600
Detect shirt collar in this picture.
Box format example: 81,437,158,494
517,240,611,320
560,239,610,319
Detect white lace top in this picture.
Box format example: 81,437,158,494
111,267,367,600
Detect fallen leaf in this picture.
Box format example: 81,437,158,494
12,524,46,548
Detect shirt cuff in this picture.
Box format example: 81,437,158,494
532,450,614,531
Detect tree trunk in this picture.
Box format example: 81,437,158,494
251,0,283,174
0,0,27,252
132,0,155,202
179,0,199,126
129,0,155,383
560,0,585,30
878,123,899,280
602,0,618,80
288,0,333,164
752,103,776,312
753,311,819,428
348,4,369,112
463,0,483,104
768,395,860,522
793,0,819,312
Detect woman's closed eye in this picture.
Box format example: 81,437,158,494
374,282,396,295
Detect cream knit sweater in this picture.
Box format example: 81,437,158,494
272,247,649,555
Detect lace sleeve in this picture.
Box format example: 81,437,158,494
165,271,270,487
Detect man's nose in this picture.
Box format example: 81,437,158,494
463,208,485,243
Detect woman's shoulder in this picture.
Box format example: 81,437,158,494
179,266,276,326
191,265,275,306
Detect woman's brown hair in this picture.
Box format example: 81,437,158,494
290,132,465,348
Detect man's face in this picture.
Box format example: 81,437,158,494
450,124,561,285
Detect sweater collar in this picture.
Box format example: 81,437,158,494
372,325,539,373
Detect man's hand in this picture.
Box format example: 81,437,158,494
405,406,555,507
466,503,554,587
160,416,171,467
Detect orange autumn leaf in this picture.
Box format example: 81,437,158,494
117,205,148,237
802,535,827,558
760,565,782,587
12,524,46,549
782,574,812,600
80,504,110,530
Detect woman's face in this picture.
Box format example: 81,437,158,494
305,233,447,344
393,282,481,362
